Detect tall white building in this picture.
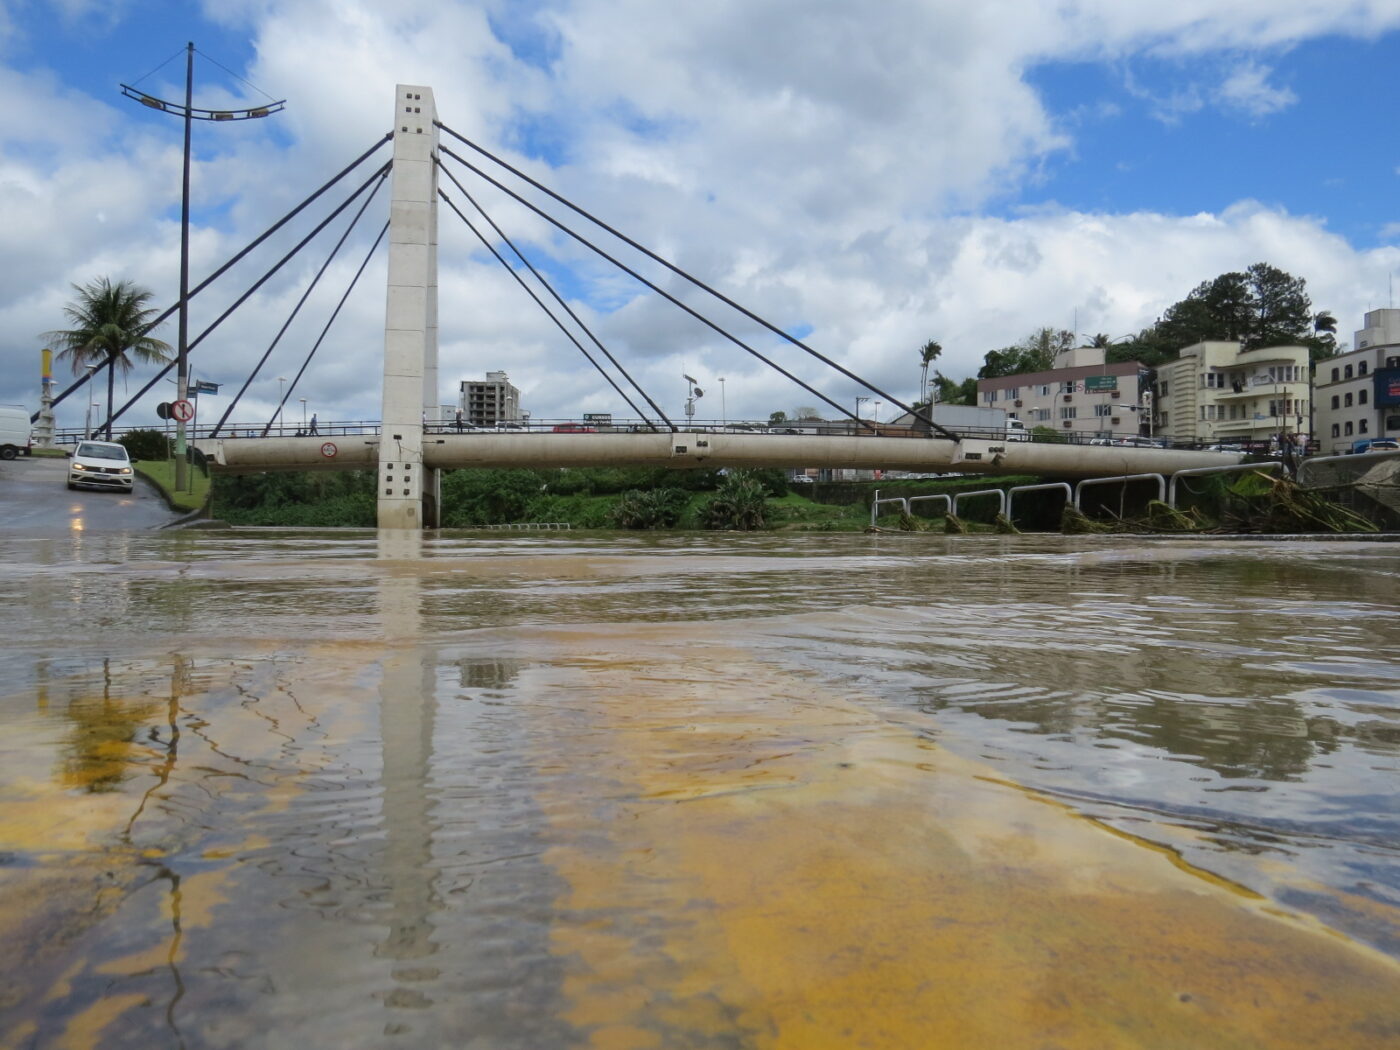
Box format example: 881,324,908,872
459,371,522,426
1153,341,1310,448
1314,309,1400,454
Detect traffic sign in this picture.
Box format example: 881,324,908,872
170,399,195,422
1084,375,1118,392
156,401,172,420
320,442,338,459
192,380,221,395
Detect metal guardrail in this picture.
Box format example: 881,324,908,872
1297,448,1400,488
1168,462,1281,507
1073,473,1166,510
952,488,1007,519
1006,482,1072,522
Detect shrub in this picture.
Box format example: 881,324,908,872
700,471,769,530
609,488,689,529
119,429,173,462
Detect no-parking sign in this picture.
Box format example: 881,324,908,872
170,399,195,422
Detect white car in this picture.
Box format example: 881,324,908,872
67,440,134,492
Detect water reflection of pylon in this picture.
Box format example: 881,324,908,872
374,529,442,1012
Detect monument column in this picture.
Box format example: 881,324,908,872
379,85,440,529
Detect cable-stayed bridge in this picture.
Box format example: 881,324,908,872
45,84,1243,528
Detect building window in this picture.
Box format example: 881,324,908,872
983,391,994,404
1387,357,1400,369
1061,381,1075,393
1059,406,1077,420
1345,393,1353,407
1039,385,1050,396
1331,424,1341,438
1159,380,1169,397
1359,361,1369,376
1359,419,1369,434
1331,367,1340,382
1360,389,1369,405
1005,387,1019,400
1344,365,1354,379
1331,395,1340,409
1095,403,1112,417
1345,421,1354,436
1032,408,1051,421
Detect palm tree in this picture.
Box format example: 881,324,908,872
918,339,942,404
44,277,171,439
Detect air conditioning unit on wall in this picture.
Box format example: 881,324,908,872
1063,394,1073,402
1111,417,1121,424
1062,420,1073,427
1014,400,1023,407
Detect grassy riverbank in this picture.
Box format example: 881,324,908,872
209,468,1037,531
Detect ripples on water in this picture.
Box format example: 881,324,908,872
0,529,1398,1047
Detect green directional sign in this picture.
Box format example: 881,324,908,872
1084,375,1118,392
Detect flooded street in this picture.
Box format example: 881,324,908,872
1,529,1398,1048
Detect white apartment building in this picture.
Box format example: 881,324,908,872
976,346,1149,440
1314,309,1400,454
459,370,522,426
1153,341,1310,448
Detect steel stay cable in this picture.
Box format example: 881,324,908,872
41,134,392,424
438,189,660,429
264,220,390,438
437,145,870,432
436,163,670,429
106,163,390,428
436,121,957,440
210,173,387,437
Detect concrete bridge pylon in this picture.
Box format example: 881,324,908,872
379,84,441,529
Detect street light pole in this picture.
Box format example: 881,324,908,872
277,376,286,430
719,377,726,424
120,45,284,490
300,398,307,431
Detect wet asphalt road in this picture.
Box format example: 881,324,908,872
0,454,181,532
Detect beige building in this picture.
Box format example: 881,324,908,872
459,371,522,426
976,346,1150,440
1314,309,1400,454
1153,341,1310,448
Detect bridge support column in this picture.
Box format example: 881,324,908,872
379,84,440,529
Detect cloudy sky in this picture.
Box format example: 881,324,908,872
5,0,1400,431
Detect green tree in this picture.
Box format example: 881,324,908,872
931,371,977,405
918,338,942,404
977,328,1072,379
768,410,788,425
44,277,172,439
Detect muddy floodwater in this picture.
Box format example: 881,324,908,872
1,529,1399,1049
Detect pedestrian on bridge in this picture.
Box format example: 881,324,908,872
309,414,318,436
454,409,464,432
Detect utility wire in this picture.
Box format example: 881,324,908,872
42,134,392,425
437,162,669,429
436,121,959,440
106,163,391,428
210,172,388,436
438,145,870,432
265,220,390,437
193,46,282,104
438,188,661,429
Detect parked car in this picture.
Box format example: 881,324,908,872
67,440,134,492
1354,438,1399,453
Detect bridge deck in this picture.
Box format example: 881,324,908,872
196,431,1244,480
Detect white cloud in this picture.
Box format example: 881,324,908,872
1217,61,1298,117
7,0,1400,430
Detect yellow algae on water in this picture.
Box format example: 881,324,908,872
531,634,1400,1050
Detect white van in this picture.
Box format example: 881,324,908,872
1006,418,1030,442
0,405,33,460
